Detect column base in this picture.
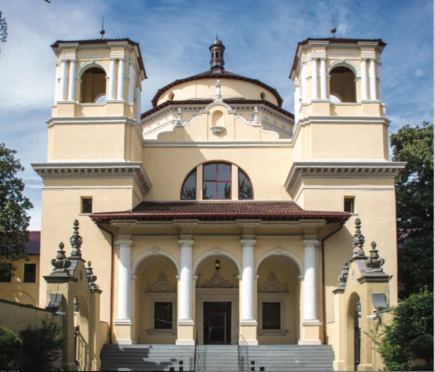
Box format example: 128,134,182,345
239,321,258,345
177,320,194,346
299,319,322,345
114,339,135,345
175,340,195,346
114,320,133,346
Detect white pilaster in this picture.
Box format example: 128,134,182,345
320,58,327,100
294,84,301,123
128,62,135,105
241,239,256,322
361,58,368,101
117,58,125,101
108,58,116,101
115,236,133,324
377,61,382,102
311,58,318,100
60,59,68,101
302,239,319,321
54,63,60,105
369,58,377,100
301,62,308,104
68,60,76,102
135,85,142,123
179,239,194,324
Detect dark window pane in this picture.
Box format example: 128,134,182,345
82,198,92,214
344,198,354,213
204,182,217,199
0,264,12,282
155,302,172,329
239,171,253,200
204,164,217,181
181,171,196,200
217,163,231,180
263,302,280,329
218,182,231,199
24,264,36,283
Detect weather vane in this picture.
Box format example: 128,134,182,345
100,16,105,39
331,15,336,38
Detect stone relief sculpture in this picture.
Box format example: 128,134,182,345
196,272,238,288
258,270,289,293
147,271,176,292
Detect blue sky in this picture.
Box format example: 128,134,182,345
0,0,433,230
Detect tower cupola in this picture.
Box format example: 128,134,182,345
209,36,225,73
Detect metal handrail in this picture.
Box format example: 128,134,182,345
193,329,207,372
238,333,249,371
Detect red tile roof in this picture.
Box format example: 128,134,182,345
26,231,40,255
89,201,350,224
150,70,284,108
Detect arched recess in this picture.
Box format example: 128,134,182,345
79,63,107,103
328,59,359,77
255,248,303,275
193,249,242,275
132,249,180,276
212,110,224,127
345,292,361,371
75,291,91,371
77,61,109,76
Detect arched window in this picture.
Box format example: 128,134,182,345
238,169,253,200
81,67,107,103
260,92,266,100
169,92,175,100
181,169,196,200
203,163,231,200
329,66,356,102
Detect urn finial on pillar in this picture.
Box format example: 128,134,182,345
69,219,83,258
351,218,367,259
86,261,98,290
366,241,385,271
337,260,349,289
50,242,71,274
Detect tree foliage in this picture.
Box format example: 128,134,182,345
0,326,22,368
374,289,433,371
0,143,33,277
390,122,434,298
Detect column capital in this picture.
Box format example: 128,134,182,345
319,56,327,60
179,240,194,247
311,56,318,60
116,234,132,247
302,240,320,248
241,239,257,247
361,57,369,61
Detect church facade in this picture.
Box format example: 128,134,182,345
32,34,405,370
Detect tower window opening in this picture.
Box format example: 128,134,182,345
260,92,266,100
330,66,356,103
344,196,355,213
169,92,175,100
81,67,107,104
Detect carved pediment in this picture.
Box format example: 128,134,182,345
196,272,238,288
258,270,288,293
147,271,176,292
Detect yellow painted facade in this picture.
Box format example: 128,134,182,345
28,35,405,370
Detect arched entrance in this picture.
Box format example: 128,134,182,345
256,254,301,345
132,254,178,344
346,293,361,371
195,253,240,345
75,292,90,371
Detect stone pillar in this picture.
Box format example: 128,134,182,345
294,84,300,123
369,58,377,100
68,59,76,102
128,62,135,105
114,235,133,345
177,239,194,345
240,238,258,345
320,58,327,100
299,238,321,345
108,58,116,101
361,58,368,101
60,59,68,101
135,86,142,123
377,61,382,102
311,57,318,100
54,62,60,105
117,58,125,101
301,62,308,103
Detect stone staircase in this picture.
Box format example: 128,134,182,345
100,344,335,371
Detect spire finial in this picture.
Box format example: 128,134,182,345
331,15,336,38
100,16,106,39
216,32,218,39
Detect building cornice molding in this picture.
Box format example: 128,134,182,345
143,140,293,148
32,161,152,195
285,161,406,196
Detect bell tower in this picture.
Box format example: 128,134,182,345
209,36,225,73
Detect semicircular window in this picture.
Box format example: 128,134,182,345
181,169,197,200
238,169,253,200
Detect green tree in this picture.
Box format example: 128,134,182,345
390,122,434,298
0,326,22,368
0,143,33,277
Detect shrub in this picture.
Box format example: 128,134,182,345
0,326,22,368
19,319,65,371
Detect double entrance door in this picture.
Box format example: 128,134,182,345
203,302,231,344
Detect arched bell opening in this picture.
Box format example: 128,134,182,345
133,255,178,345
330,66,357,103
346,292,361,371
80,67,107,103
75,292,90,371
195,254,240,345
256,254,301,345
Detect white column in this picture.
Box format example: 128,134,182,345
294,85,300,123
108,58,116,101
117,58,125,101
116,236,132,323
179,239,194,323
68,59,76,102
377,61,382,102
54,63,60,105
241,239,256,322
311,57,318,100
361,58,368,101
303,239,319,321
128,62,135,105
369,58,377,100
60,59,68,101
301,62,308,103
320,58,327,100
135,86,142,123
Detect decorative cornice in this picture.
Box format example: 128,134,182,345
32,161,152,196
285,161,406,196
